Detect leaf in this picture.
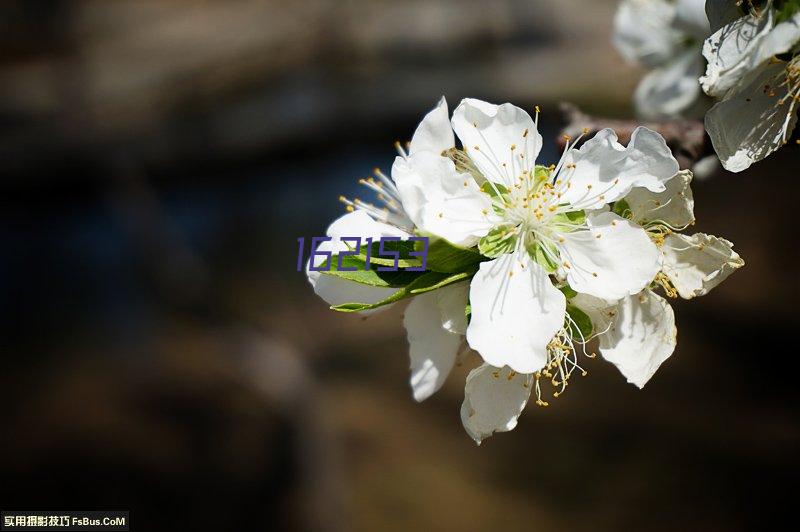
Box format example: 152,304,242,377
320,254,424,287
330,271,475,312
559,284,578,299
417,232,486,273
551,209,586,230
526,239,559,273
566,305,593,340
478,225,518,258
612,199,632,219
479,181,509,198
359,239,422,269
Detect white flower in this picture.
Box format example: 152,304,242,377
309,97,743,445
701,5,800,171
392,97,678,376
613,0,711,120
457,168,744,442
565,168,744,389
621,169,744,300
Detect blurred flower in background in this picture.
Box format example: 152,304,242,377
701,1,800,171
613,0,711,120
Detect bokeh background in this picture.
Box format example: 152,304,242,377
1,1,798,530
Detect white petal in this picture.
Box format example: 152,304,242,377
625,169,695,228
466,251,566,374
700,9,774,98
560,127,679,210
559,212,661,301
758,13,800,61
409,96,455,156
599,290,677,388
404,291,462,402
705,62,799,172
672,0,710,38
307,211,409,312
570,293,619,337
613,0,679,67
460,364,532,444
451,98,542,187
634,48,707,120
661,232,744,299
436,281,469,335
392,150,496,246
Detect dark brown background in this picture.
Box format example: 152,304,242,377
1,1,798,531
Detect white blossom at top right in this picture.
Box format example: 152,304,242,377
701,0,800,172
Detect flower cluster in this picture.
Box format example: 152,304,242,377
701,0,800,171
307,98,743,443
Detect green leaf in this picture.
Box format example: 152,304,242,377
478,225,518,258
320,254,424,287
330,271,474,312
417,232,485,273
562,210,586,224
464,304,472,318
526,239,559,273
612,199,632,219
480,181,509,198
551,209,586,231
359,239,422,269
566,305,593,340
559,285,578,299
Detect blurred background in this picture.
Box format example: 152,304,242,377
1,1,798,530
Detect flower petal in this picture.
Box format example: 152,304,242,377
661,232,744,299
392,149,496,246
599,289,677,388
700,9,774,98
307,211,409,312
451,98,542,187
436,281,470,335
625,169,695,228
404,290,463,402
757,12,800,59
705,61,799,172
466,251,566,374
460,363,532,444
409,96,455,156
673,0,710,37
570,293,618,337
613,0,679,67
634,48,707,120
560,127,679,210
559,211,661,300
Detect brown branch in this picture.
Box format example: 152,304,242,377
558,103,712,169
